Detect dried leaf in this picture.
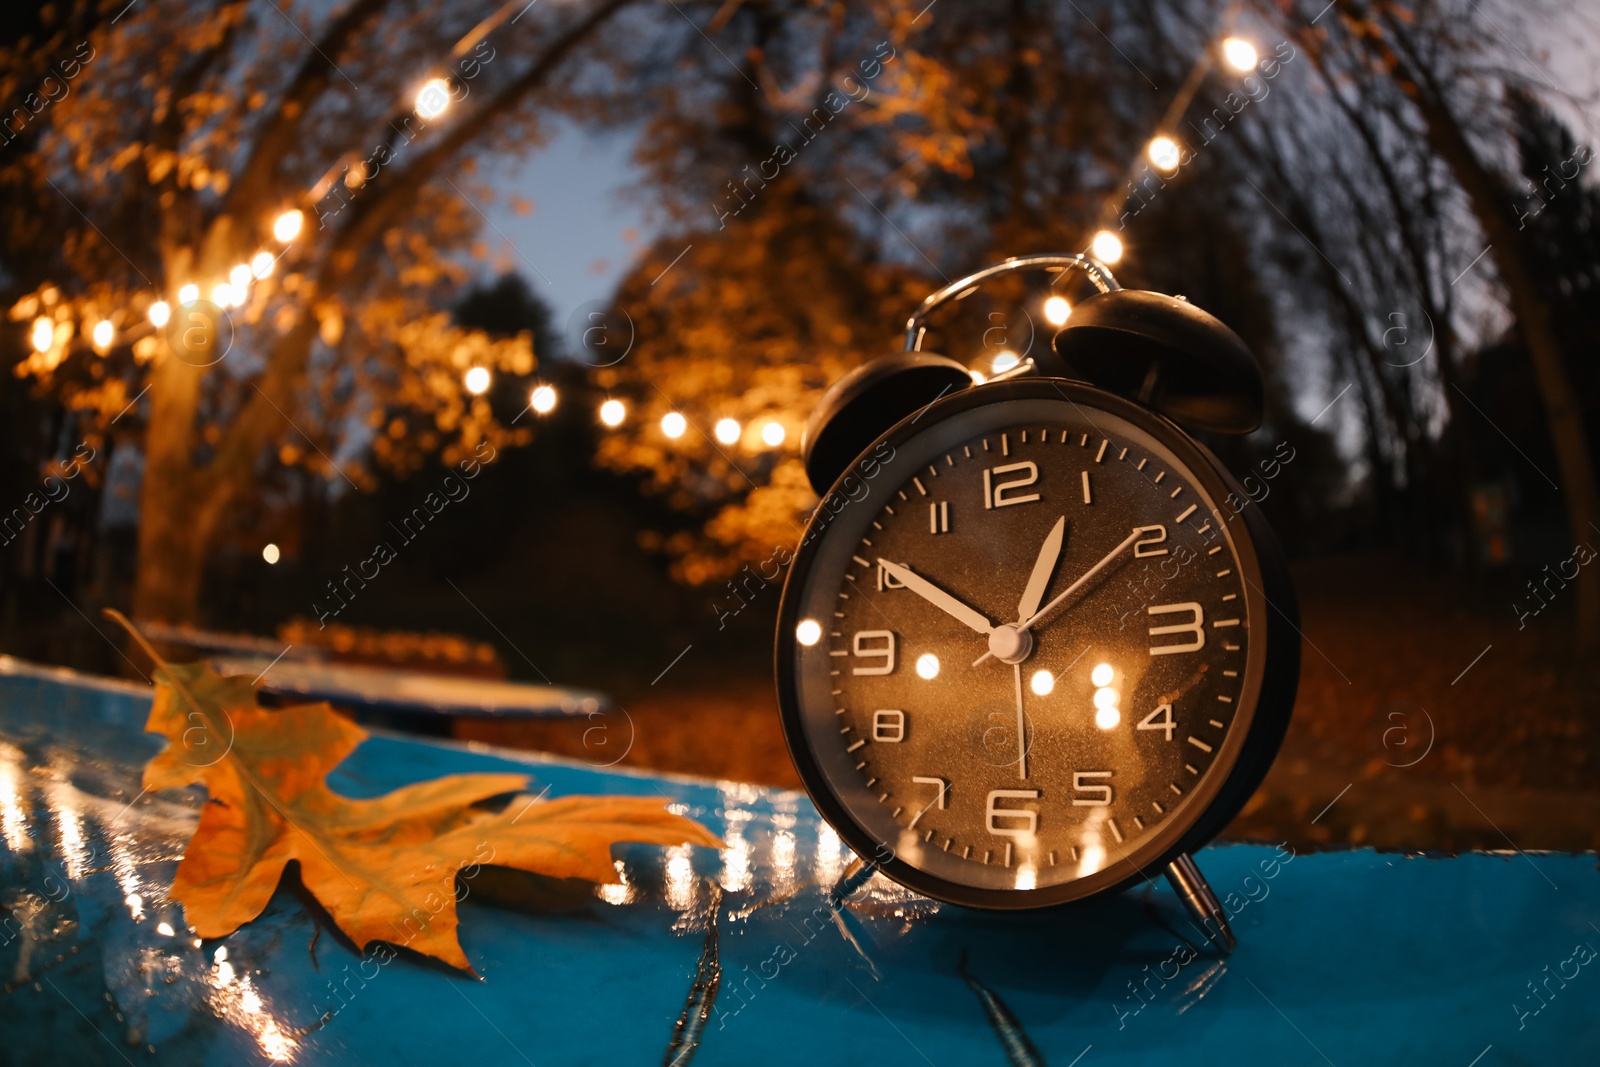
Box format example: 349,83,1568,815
114,613,721,971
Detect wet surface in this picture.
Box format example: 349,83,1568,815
1,657,1595,1064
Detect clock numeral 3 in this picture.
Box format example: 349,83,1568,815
983,461,1040,509
851,630,896,675
1147,602,1205,655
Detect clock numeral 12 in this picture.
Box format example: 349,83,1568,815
983,461,1040,509
929,500,949,533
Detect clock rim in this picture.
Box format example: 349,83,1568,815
774,377,1299,910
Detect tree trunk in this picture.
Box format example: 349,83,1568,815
1391,57,1600,650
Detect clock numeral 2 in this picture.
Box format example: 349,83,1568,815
1148,602,1205,655
983,462,1040,509
1133,524,1168,557
929,500,949,533
852,630,896,675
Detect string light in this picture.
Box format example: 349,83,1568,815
713,418,740,444
1043,296,1072,327
795,619,822,646
1147,135,1181,172
992,349,1020,373
31,317,53,353
600,399,625,427
1030,669,1054,696
1091,231,1123,264
463,367,491,395
178,284,199,307
92,320,114,350
530,384,557,414
262,543,280,564
250,251,275,279
229,264,253,290
760,421,785,447
148,301,171,327
661,411,687,438
1222,37,1258,72
273,209,304,243
211,283,238,308
415,79,451,119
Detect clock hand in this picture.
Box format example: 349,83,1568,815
1017,516,1067,624
973,527,1143,667
1013,661,1028,780
876,559,994,635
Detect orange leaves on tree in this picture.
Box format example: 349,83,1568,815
113,613,721,971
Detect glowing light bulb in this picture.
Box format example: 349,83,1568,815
1093,687,1120,710
795,619,822,646
1095,705,1121,730
599,399,626,427
761,421,786,447
1091,231,1123,264
463,367,491,395
970,369,988,384
916,653,940,679
991,349,1020,373
148,300,171,327
178,283,199,307
1043,296,1072,326
229,264,253,290
272,209,304,243
262,543,280,564
714,418,741,444
1030,669,1054,696
530,385,557,414
211,283,237,308
30,317,53,353
1091,662,1114,687
1222,37,1258,72
92,320,114,350
251,251,275,278
1147,135,1181,172
415,78,451,119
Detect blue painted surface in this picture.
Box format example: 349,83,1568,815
1,657,1595,1065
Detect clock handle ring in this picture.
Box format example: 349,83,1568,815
903,253,1122,353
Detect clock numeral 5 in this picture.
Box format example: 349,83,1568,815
1147,602,1205,655
983,461,1040,509
1071,770,1113,806
985,789,1040,837
851,630,896,675
1133,524,1168,557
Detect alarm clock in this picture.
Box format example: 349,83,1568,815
775,255,1299,950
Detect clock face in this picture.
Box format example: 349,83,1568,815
778,381,1290,908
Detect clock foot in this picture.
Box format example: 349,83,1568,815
1165,853,1235,955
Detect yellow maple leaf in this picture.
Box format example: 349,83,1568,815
113,613,722,971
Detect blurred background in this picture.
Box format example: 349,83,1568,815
1,0,1597,852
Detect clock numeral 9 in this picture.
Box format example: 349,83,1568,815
985,789,1040,837
872,709,906,742
1071,771,1113,806
1133,524,1168,557
983,461,1040,509
851,630,896,675
1147,602,1205,655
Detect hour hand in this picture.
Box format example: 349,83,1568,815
876,559,994,635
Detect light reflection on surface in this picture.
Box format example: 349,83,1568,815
1074,808,1109,878
770,830,797,895
596,860,635,906
664,845,696,911
719,810,753,893
0,754,32,852
814,821,846,887
208,944,298,1062
49,781,89,880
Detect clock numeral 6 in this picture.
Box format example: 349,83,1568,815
983,461,1040,509
1147,602,1205,655
851,630,896,675
872,709,906,742
1133,524,1168,557
985,789,1040,837
1071,770,1113,806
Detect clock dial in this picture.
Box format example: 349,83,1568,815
779,383,1285,906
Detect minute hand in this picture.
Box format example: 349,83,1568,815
1015,527,1143,631
876,559,994,635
